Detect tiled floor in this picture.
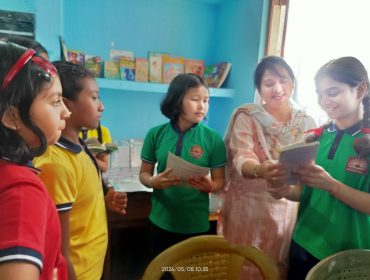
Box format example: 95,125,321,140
109,222,217,280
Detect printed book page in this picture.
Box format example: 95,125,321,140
166,152,210,181
279,141,319,184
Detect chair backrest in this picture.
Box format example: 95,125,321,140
305,249,370,280
142,235,279,280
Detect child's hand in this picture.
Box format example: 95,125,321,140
187,175,214,193
150,168,182,189
293,163,337,193
267,183,291,199
105,188,128,215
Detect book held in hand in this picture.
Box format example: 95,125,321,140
166,152,210,184
279,141,319,184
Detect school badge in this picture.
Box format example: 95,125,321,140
190,145,204,159
345,157,368,175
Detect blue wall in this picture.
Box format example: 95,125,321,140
1,0,269,140
1,0,62,61
208,0,268,134
62,0,221,140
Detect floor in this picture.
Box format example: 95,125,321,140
110,221,218,280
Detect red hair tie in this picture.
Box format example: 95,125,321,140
304,126,324,137
361,128,370,134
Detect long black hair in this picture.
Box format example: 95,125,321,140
0,42,54,163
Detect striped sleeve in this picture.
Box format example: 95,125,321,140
0,180,48,271
0,247,43,270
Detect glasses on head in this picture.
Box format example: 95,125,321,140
1,49,57,91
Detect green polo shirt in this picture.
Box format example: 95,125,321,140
141,122,226,234
293,122,370,260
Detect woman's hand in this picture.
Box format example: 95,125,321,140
187,175,214,193
293,162,338,193
259,160,289,186
150,168,182,189
105,188,128,215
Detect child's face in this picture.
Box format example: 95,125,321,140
316,76,363,122
21,76,69,147
259,67,293,109
178,86,209,125
68,77,104,130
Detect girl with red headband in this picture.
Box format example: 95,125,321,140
0,41,70,279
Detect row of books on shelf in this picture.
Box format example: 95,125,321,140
60,39,231,88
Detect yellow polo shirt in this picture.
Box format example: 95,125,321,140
34,137,107,280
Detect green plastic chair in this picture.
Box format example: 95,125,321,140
306,249,370,280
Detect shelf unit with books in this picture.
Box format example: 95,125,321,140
96,78,234,98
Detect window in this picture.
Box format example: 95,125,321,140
284,0,370,125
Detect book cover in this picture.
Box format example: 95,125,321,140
148,52,163,83
85,55,101,77
120,57,135,81
135,58,148,82
162,55,185,84
110,49,134,61
67,49,85,65
59,36,68,61
204,62,232,88
279,141,319,184
185,59,205,78
104,60,120,79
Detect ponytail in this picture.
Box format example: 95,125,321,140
354,94,370,157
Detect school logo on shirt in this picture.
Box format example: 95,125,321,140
190,145,204,159
345,157,368,175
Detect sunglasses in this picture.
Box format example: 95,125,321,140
0,49,57,91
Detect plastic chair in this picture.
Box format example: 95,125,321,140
305,249,370,280
142,235,279,280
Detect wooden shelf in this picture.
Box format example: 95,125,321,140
96,78,234,98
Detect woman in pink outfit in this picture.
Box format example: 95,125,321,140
218,56,316,279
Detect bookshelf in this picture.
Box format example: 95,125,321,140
96,78,234,98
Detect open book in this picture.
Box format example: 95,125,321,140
166,152,210,182
279,141,319,184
